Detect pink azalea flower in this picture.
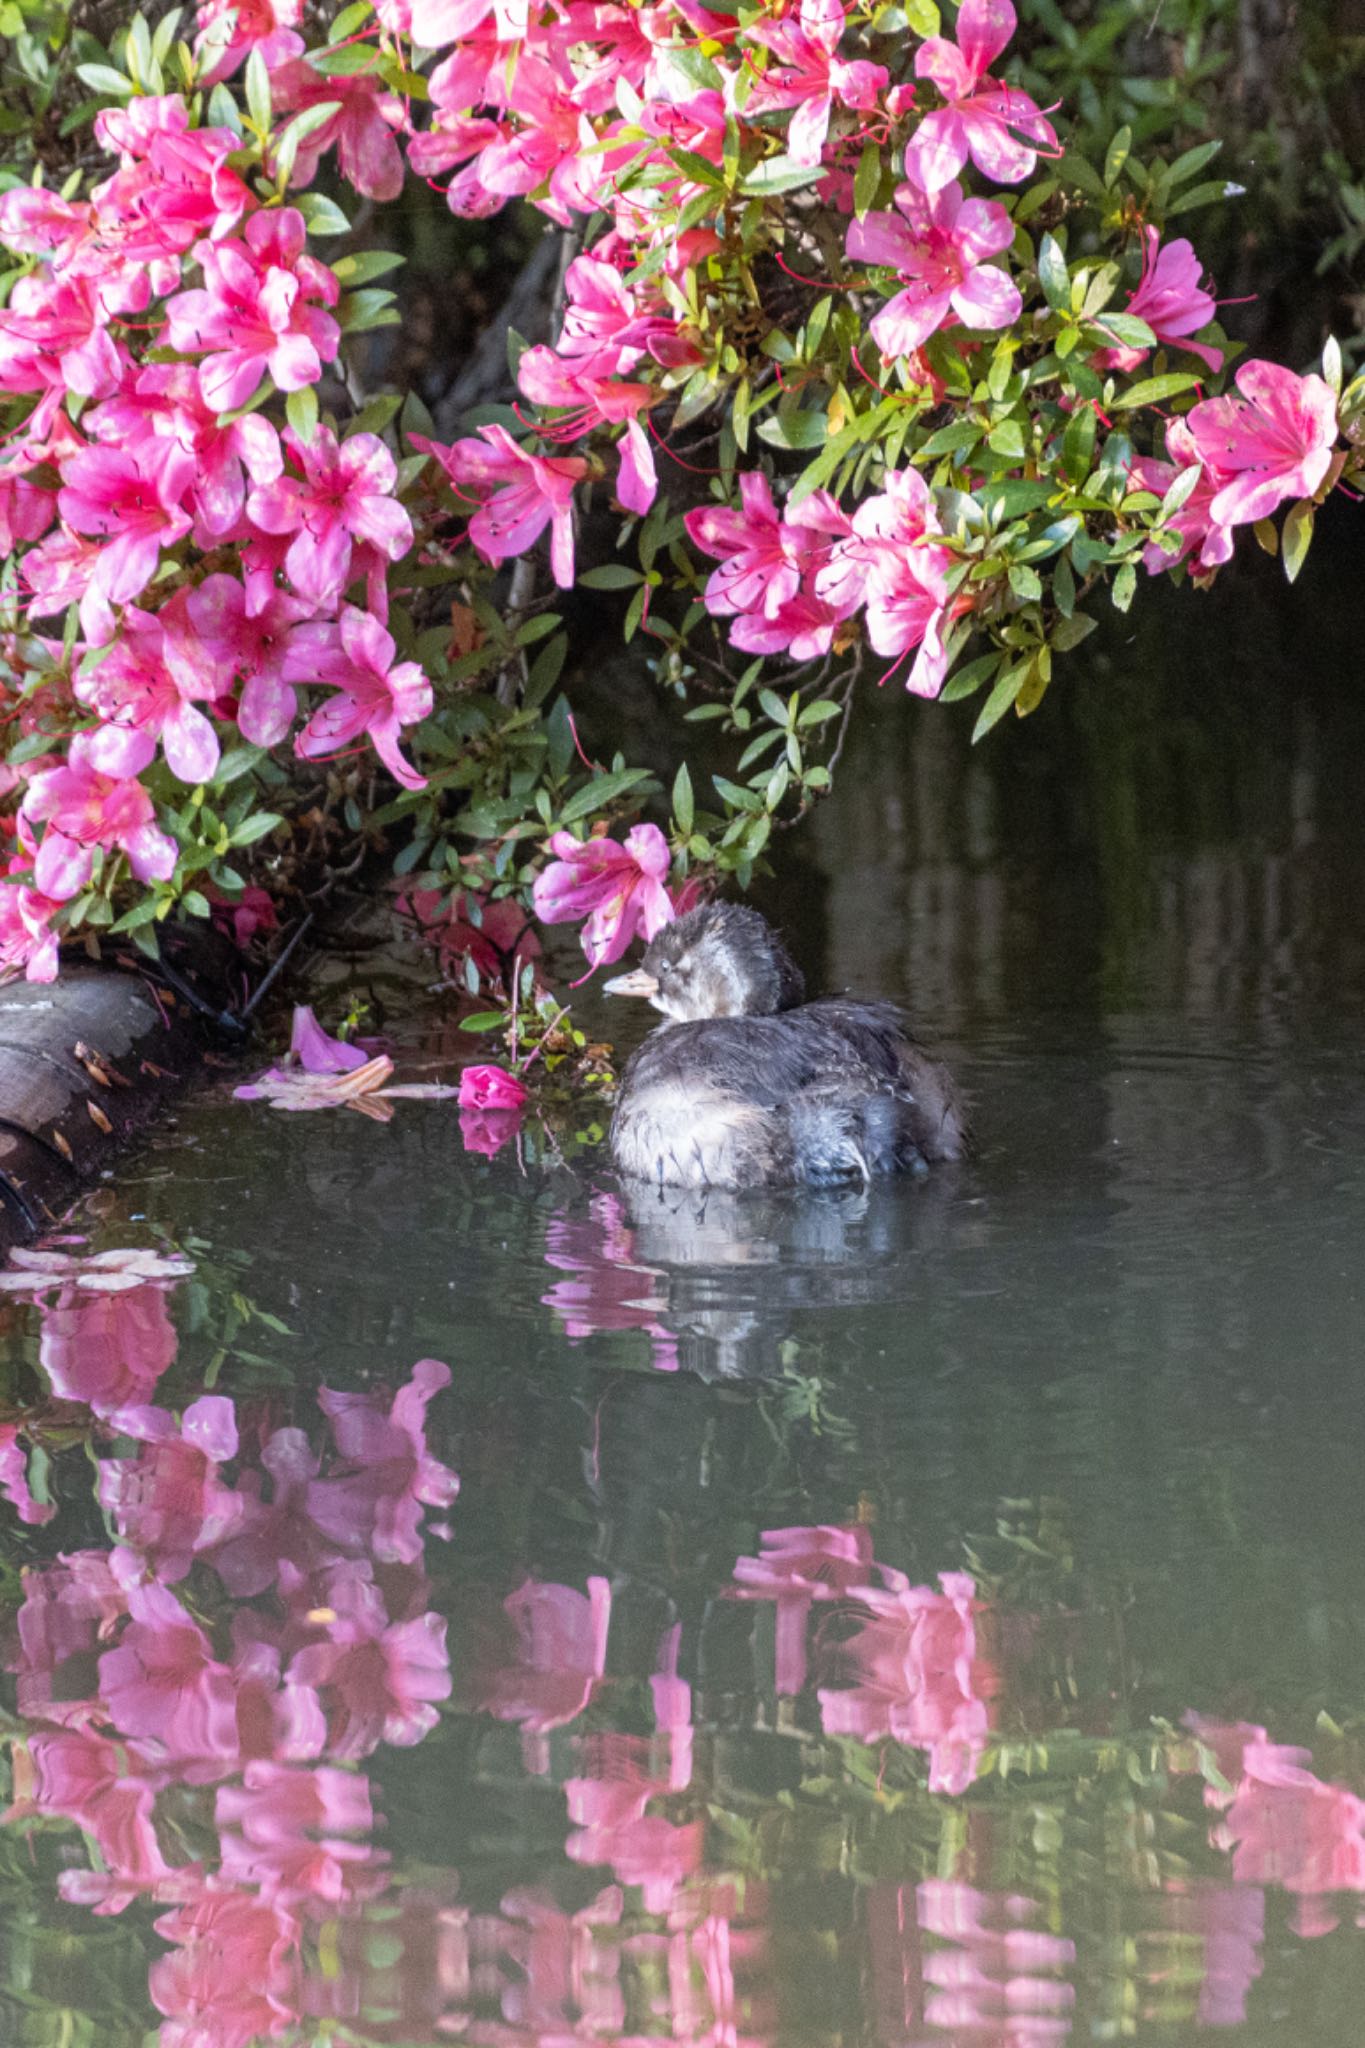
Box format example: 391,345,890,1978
729,1524,876,1694
290,1004,369,1074
75,596,222,787
272,59,408,201
88,364,283,544
288,607,432,791
531,823,674,968
10,1550,125,1725
288,1603,452,1757
818,1569,993,1793
177,575,315,749
1183,359,1339,526
306,1356,458,1566
458,1064,529,1110
246,426,413,610
815,468,952,693
98,1578,241,1762
517,346,658,514
56,438,195,642
904,0,1057,192
22,1729,170,1891
20,733,178,901
459,1104,525,1157
476,1576,612,1733
748,0,889,166
195,0,305,81
216,1762,382,1907
36,1278,180,1415
541,1192,679,1372
88,108,252,282
1094,228,1222,372
163,207,340,414
0,857,62,983
0,272,127,424
684,469,808,620
416,424,587,588
96,1395,243,1583
1131,415,1237,575
849,178,1021,357
150,1887,302,2045
1189,1718,1365,1932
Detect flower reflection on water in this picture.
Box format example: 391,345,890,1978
3,1247,1365,2043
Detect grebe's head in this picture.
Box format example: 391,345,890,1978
604,903,804,1022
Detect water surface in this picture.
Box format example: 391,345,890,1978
3,547,1365,2045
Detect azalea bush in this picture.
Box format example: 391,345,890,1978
0,0,1361,988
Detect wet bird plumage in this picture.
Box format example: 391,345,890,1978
605,903,966,1189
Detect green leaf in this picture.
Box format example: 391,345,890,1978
1281,498,1314,583
1037,233,1070,311
1111,561,1137,612
940,650,1002,703
1165,139,1222,188
740,156,825,196
1322,334,1343,395
1051,610,1096,650
919,420,981,457
758,687,791,727
987,418,1026,460
75,62,135,96
1061,404,1096,480
230,812,284,847
1111,371,1202,411
1160,465,1202,519
672,761,694,836
756,408,828,450
338,288,401,334
1166,178,1237,218
853,138,881,219
558,767,652,824
285,384,319,443
713,774,764,813
1008,564,1042,602
1094,312,1157,350
182,890,212,919
332,249,406,287
295,191,351,234
459,1011,507,1033
1103,124,1132,188
972,660,1030,740
904,0,940,30
579,564,644,589
245,46,271,131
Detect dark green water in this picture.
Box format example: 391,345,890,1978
3,543,1365,2046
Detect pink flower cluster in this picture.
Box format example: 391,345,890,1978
3,1242,457,2039
686,467,956,695
728,1525,998,1792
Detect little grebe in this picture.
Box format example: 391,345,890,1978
605,902,967,1189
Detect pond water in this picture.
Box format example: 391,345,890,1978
3,537,1365,2046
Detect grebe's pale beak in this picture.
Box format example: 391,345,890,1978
603,967,658,999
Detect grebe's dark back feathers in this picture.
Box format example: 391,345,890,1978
606,904,967,1189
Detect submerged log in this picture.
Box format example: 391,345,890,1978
0,962,220,1252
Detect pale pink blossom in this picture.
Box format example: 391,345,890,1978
163,207,340,414
532,823,674,968
849,178,1020,357
20,733,178,901
417,424,586,587
0,1422,56,1525
1183,360,1339,526
288,1602,452,1757
1095,228,1222,372
730,1524,876,1694
98,1579,241,1762
476,1576,612,1732
10,1550,125,1725
818,1568,992,1792
306,1356,458,1566
904,0,1057,192
21,1729,170,1893
0,858,61,983
541,1191,679,1372
150,1887,302,2046
517,346,657,514
246,426,413,610
97,1396,244,1583
36,1278,180,1415
748,0,888,166
289,607,432,791
684,470,808,621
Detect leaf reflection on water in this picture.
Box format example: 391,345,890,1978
2,1245,1365,2044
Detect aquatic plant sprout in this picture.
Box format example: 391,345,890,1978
0,0,1361,982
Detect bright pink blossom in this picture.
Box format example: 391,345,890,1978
56,439,195,641
163,207,340,414
0,858,61,983
0,1422,55,1525
96,1396,243,1583
177,576,315,749
684,470,812,621
0,273,126,424
531,823,674,968
87,365,283,545
417,425,586,588
195,0,305,81
1131,416,1237,575
904,0,1057,192
541,1191,679,1372
288,1602,452,1757
1183,360,1339,526
21,1730,169,1895
247,426,413,610
98,1579,241,1762
815,469,952,693
458,1064,529,1110
748,0,889,167
289,607,433,791
1095,228,1222,372
517,345,658,514
75,596,222,787
36,1278,180,1415
20,733,178,901
849,179,1020,357
151,1887,302,2047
